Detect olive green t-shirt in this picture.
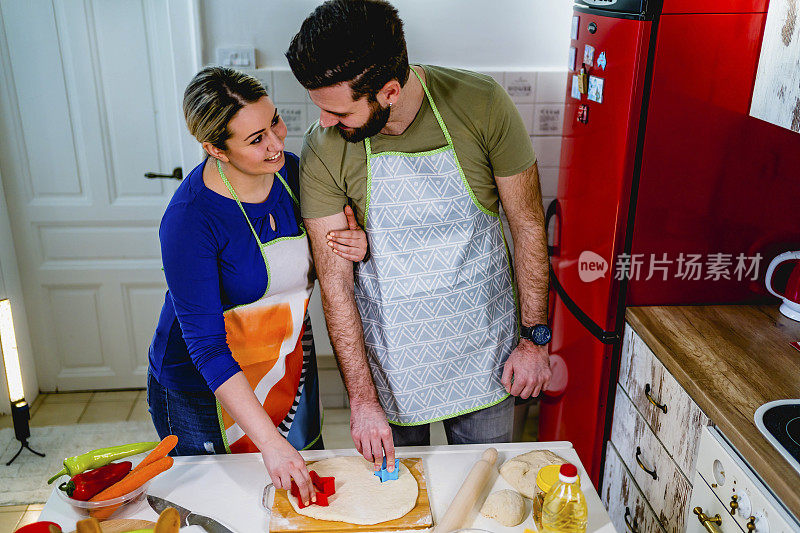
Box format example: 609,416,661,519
299,65,536,224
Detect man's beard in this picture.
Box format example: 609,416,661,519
336,100,391,143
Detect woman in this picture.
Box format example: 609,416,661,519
147,66,365,506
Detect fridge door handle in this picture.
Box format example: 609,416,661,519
545,198,560,257
549,263,620,344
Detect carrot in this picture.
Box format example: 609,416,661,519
132,435,177,474
89,456,173,520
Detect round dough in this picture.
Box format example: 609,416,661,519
499,449,566,499
480,489,526,527
287,456,418,525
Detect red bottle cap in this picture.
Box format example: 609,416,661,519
558,463,579,483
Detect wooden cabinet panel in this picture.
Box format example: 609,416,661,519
610,387,693,533
619,325,709,475
602,441,666,533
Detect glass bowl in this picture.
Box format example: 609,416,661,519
54,475,150,519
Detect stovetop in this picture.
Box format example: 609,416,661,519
755,399,800,475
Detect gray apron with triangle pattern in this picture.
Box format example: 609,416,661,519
354,68,517,425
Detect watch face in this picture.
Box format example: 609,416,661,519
532,325,552,345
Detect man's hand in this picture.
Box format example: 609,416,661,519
350,401,396,473
501,339,552,399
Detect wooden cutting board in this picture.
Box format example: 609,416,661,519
270,457,433,532
67,519,156,533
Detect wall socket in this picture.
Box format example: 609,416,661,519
216,46,256,68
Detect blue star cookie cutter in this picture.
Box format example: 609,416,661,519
374,457,400,482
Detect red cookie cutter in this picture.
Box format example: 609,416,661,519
290,470,336,508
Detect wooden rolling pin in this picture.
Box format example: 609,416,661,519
433,447,498,533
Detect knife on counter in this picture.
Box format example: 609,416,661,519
147,494,234,533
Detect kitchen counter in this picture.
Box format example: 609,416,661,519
38,441,615,532
626,305,800,521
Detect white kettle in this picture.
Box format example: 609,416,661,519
765,251,800,321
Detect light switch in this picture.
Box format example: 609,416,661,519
216,46,256,69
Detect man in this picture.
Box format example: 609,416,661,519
287,0,552,471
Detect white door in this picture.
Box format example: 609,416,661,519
0,0,200,390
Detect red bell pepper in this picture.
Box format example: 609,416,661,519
58,461,132,501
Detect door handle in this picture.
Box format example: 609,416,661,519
145,167,183,180
693,507,722,533
644,383,668,413
624,507,639,533
634,446,657,479
545,198,560,257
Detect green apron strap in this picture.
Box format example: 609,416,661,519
216,159,292,245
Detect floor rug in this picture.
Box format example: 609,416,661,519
0,421,158,505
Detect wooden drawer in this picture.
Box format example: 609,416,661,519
610,386,692,533
619,324,709,475
603,441,666,533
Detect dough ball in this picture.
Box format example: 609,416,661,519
499,449,566,499
480,489,526,527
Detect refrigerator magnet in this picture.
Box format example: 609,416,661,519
587,76,604,103
568,47,577,71
583,44,595,67
571,16,579,39
571,75,582,100
597,51,607,70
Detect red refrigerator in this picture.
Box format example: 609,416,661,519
541,0,800,483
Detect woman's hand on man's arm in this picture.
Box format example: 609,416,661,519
325,205,369,262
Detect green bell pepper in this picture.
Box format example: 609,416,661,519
47,441,158,484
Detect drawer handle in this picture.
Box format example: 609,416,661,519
694,506,722,533
635,446,657,480
624,507,639,533
644,383,668,413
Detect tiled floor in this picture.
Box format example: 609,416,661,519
0,391,539,529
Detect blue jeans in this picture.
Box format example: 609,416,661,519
147,371,325,455
147,371,228,455
390,395,514,446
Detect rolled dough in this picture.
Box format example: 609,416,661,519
287,456,418,525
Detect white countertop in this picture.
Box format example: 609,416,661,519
39,441,615,533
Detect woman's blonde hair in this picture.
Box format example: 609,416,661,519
183,66,267,150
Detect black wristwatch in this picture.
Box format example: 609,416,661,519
520,324,552,345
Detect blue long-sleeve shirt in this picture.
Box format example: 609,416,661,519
148,154,303,392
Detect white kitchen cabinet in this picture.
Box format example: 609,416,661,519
603,324,710,533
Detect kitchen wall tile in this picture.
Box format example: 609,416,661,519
306,103,321,127
539,168,560,198
283,136,304,157
532,135,563,168
251,68,273,95
504,71,536,104
271,70,309,103
321,420,352,449
515,104,535,135
536,71,569,103
278,104,308,137
533,104,564,136
477,71,505,86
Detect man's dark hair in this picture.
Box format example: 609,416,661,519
286,0,410,101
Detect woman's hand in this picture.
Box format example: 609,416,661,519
262,435,316,507
326,205,369,262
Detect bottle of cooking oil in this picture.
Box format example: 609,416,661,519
541,463,588,533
